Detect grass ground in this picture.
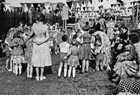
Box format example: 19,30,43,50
0,54,117,95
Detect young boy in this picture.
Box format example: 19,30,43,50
58,35,70,78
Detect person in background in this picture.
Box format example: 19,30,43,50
58,35,70,78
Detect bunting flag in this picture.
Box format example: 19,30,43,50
73,1,77,8
33,4,38,10
98,0,103,2
78,0,83,7
76,2,80,8
85,0,89,7
89,0,92,4
26,3,31,10
66,1,73,9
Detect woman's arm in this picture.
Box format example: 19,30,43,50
24,30,34,43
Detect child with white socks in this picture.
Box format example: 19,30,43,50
64,39,79,78
58,35,70,78
10,31,25,75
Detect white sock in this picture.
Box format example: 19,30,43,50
64,69,67,77
68,69,71,77
19,65,22,75
58,68,62,77
15,65,18,75
72,68,76,78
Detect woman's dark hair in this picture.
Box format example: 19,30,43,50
129,32,139,44
37,13,45,22
62,35,68,42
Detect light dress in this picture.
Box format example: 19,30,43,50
31,22,52,67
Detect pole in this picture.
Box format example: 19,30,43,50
136,2,139,29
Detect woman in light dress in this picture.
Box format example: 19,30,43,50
94,31,111,70
30,14,52,81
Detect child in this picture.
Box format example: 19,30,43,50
10,31,25,75
58,35,70,78
24,28,33,78
94,34,104,71
3,29,15,71
64,39,79,78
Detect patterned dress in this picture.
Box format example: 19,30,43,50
113,45,138,78
31,22,52,67
10,38,25,64
68,46,79,68
24,38,33,64
79,32,91,60
117,79,140,94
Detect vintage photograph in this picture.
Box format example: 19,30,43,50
0,0,140,95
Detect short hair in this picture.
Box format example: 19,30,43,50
62,35,68,42
85,22,89,25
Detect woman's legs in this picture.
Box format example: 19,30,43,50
82,60,86,73
35,67,40,81
68,66,72,77
40,67,46,80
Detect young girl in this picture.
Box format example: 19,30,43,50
3,29,15,71
64,39,79,78
24,27,33,78
10,31,25,75
94,34,104,71
58,35,70,78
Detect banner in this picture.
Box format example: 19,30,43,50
67,1,73,9
62,6,69,20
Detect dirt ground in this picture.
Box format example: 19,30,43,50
0,54,117,95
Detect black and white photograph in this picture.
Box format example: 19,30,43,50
0,0,140,95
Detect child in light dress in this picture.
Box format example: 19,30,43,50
58,35,70,78
10,31,25,75
2,29,15,71
64,39,79,78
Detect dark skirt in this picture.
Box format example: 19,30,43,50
79,44,91,60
